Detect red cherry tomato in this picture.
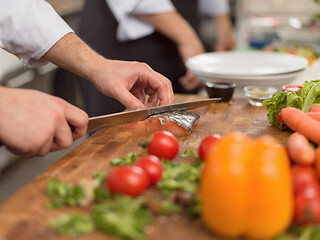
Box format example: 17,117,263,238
147,131,179,160
106,166,150,197
134,155,163,185
291,165,320,225
297,183,320,200
294,195,320,225
276,112,288,130
276,112,283,125
289,49,298,55
291,165,319,196
282,85,302,93
198,134,221,161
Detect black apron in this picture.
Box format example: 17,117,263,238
78,0,200,116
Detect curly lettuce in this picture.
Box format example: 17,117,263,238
264,80,320,127
301,80,320,112
264,91,303,126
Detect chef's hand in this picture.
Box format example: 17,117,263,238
212,14,236,52
90,59,174,109
43,33,174,110
0,87,88,157
179,70,204,91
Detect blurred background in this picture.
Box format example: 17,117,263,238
1,0,320,202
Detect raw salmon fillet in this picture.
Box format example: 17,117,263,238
117,111,200,136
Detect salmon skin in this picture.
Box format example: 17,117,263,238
152,111,200,132
117,111,200,135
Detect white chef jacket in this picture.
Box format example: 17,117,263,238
0,0,73,67
106,0,230,41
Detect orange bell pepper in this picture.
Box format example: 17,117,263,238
200,132,293,239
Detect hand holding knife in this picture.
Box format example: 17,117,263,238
0,98,219,149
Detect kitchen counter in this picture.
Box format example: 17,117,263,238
0,94,291,240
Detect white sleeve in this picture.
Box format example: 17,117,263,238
198,0,230,16
106,0,175,41
0,0,74,67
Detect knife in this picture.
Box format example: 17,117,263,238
87,98,220,133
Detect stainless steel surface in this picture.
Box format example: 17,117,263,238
0,135,88,203
87,98,220,133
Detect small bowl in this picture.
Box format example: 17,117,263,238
244,85,277,106
205,82,236,102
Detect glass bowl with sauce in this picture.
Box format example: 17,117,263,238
244,85,277,106
205,82,236,102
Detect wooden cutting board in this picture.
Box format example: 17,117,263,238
0,94,291,240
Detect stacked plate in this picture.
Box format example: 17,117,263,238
186,51,308,89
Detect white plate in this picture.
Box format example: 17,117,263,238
193,68,305,88
186,51,308,77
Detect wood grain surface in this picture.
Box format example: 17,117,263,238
0,94,291,240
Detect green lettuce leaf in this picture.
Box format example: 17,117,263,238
49,213,95,236
301,80,320,101
302,81,320,112
46,178,84,208
156,161,203,195
264,80,320,127
264,91,303,126
91,196,152,239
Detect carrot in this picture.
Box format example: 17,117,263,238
287,132,316,165
315,147,320,179
309,104,320,113
280,107,320,144
307,112,320,122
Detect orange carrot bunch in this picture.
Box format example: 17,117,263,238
280,105,320,146
281,104,320,225
280,104,320,169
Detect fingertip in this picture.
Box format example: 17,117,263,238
168,89,174,104
170,94,174,104
80,110,89,125
135,103,145,110
72,126,87,141
129,100,145,111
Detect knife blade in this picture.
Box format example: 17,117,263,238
87,98,220,133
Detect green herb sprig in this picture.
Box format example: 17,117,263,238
46,178,84,208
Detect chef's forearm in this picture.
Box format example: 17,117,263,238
43,32,105,82
211,14,236,51
213,14,233,38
